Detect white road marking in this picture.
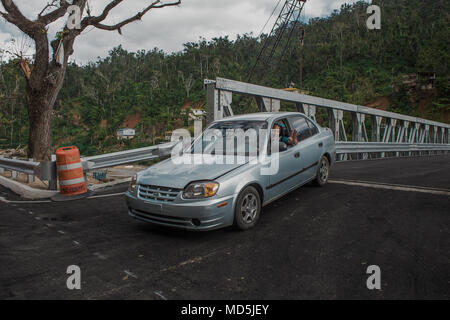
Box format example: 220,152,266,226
0,192,125,204
154,291,168,300
73,241,80,245
57,230,65,235
94,252,107,260
329,179,450,196
124,270,138,279
0,196,51,204
160,247,229,272
87,192,125,199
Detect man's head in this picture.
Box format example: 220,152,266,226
273,123,281,134
271,122,284,141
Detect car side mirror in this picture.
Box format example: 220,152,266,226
278,142,288,153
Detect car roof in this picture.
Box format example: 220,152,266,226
214,112,305,122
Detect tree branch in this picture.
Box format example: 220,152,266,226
0,0,37,38
37,0,59,18
82,0,181,33
37,0,71,25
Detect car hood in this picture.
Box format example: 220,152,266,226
138,155,249,189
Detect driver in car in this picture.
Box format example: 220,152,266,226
272,122,298,146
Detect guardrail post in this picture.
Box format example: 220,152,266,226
38,160,58,190
11,157,18,180
28,158,35,183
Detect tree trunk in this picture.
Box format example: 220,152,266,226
26,90,54,161
25,35,73,161
26,60,67,161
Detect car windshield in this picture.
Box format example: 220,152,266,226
190,120,268,156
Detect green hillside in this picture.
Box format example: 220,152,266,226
0,0,448,155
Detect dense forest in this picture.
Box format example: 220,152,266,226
0,0,449,155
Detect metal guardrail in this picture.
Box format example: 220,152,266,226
0,157,38,176
81,141,177,170
0,142,177,190
0,156,57,189
335,142,450,154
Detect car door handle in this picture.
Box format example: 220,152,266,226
294,152,300,158
318,142,323,147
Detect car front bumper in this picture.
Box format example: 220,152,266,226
125,192,236,231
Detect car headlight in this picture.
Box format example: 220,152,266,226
129,174,137,192
183,181,219,199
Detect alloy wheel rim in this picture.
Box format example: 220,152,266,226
319,159,329,182
241,194,258,224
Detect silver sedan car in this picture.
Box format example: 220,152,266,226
125,112,336,231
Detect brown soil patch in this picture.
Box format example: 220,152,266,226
366,96,390,111
122,113,141,128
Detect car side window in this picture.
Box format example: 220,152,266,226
289,116,312,142
268,118,291,154
307,119,319,136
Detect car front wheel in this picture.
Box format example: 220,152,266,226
314,156,330,186
233,186,261,231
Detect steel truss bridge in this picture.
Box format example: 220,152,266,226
205,78,450,161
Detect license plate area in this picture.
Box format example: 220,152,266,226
142,202,162,214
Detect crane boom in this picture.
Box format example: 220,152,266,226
248,0,307,84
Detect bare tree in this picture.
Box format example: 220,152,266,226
178,71,193,97
0,0,181,160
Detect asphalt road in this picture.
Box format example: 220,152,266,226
0,155,449,300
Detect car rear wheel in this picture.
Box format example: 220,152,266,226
314,156,330,187
233,186,261,231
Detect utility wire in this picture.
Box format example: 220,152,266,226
257,0,283,38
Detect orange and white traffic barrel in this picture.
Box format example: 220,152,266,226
56,146,87,196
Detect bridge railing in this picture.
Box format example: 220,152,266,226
205,77,450,160
205,77,450,145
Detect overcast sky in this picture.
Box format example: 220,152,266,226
0,0,363,64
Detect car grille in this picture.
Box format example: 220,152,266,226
138,184,182,202
131,209,192,227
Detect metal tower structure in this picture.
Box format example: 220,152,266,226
247,0,307,84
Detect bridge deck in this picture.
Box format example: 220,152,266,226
0,155,449,299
